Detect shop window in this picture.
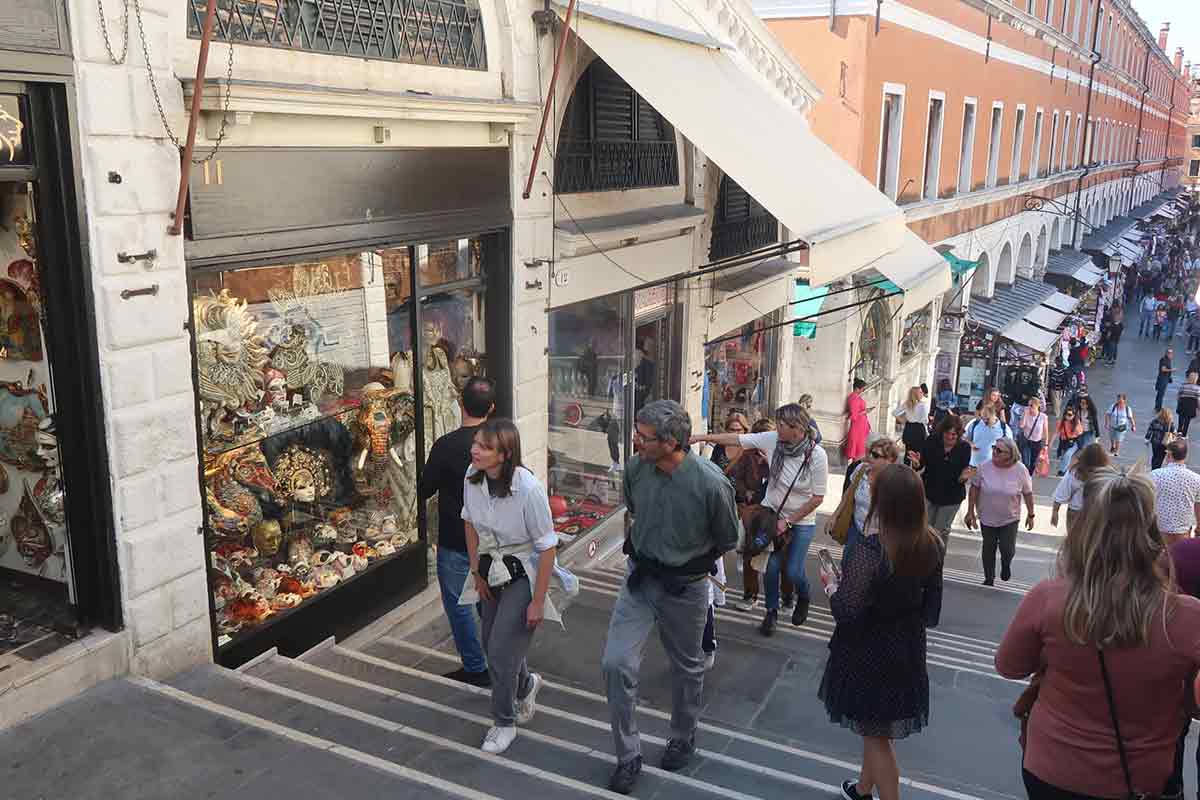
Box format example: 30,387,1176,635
922,95,945,201
187,0,487,69
705,316,778,427
899,304,932,361
554,60,679,194
957,100,977,194
709,176,778,261
191,235,497,659
986,104,1003,188
853,299,890,385
0,95,27,165
877,89,904,200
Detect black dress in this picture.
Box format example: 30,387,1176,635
818,535,943,739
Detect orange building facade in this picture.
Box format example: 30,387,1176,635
758,0,1191,416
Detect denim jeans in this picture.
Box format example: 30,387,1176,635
764,524,815,610
1141,308,1155,336
436,546,488,673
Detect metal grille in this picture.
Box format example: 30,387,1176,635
555,140,678,193
187,0,487,70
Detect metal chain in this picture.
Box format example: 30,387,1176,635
134,0,235,164
96,0,131,64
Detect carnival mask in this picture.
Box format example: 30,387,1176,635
35,416,58,469
390,352,413,394
287,536,314,567
251,520,283,557
272,444,332,503
312,523,338,548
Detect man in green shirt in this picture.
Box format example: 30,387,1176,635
602,400,738,794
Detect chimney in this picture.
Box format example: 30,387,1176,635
1159,22,1170,52
1176,47,1185,74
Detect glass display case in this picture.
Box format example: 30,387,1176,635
191,236,497,660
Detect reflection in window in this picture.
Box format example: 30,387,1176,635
900,304,932,361
854,300,889,385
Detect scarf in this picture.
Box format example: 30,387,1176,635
770,435,814,481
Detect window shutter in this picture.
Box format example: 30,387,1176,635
591,62,634,141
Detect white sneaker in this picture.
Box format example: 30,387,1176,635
733,599,757,612
515,673,543,724
481,725,517,754
704,651,716,670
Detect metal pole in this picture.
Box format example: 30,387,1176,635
522,0,577,200
1071,2,1104,250
168,0,218,236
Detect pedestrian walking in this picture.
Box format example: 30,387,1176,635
604,401,739,793
844,379,872,461
1049,443,1109,533
1103,311,1124,364
1167,533,1200,798
996,466,1200,799
817,464,943,800
1139,293,1157,337
984,388,1010,425
964,403,1013,468
1187,314,1200,354
708,411,750,471
1153,303,1167,340
1047,361,1068,416
893,386,929,467
696,403,828,635
839,436,900,552
913,415,973,550
1104,394,1136,456
726,418,777,612
418,376,496,687
1016,396,1048,473
1072,394,1100,450
933,379,958,424
1157,347,1176,412
1150,439,1200,547
964,439,1034,586
1178,372,1200,436
799,393,823,444
1146,407,1177,470
461,419,578,754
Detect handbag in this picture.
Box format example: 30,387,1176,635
744,445,814,558
827,462,867,545
1098,648,1161,800
1035,446,1050,478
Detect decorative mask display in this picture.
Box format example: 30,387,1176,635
251,520,283,557
204,447,277,539
194,290,268,444
272,443,332,503
0,380,48,469
11,482,51,569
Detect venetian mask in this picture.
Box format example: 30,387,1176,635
272,444,332,503
35,417,58,469
312,524,337,548
390,352,413,394
251,520,283,557
287,536,313,567
374,539,395,558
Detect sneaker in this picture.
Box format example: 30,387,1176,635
445,668,492,688
660,736,695,771
733,598,757,612
1000,564,1012,582
609,756,642,794
842,779,875,800
791,596,810,626
760,609,777,637
704,650,716,670
781,595,795,611
481,725,517,754
515,673,542,724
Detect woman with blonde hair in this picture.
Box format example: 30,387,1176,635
709,411,751,471
819,464,943,800
965,438,1033,586
1146,407,1178,470
997,466,1200,798
893,386,929,465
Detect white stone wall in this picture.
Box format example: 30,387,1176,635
67,0,209,677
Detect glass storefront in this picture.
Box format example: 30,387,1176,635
546,285,679,543
704,314,778,428
190,234,502,663
854,298,890,385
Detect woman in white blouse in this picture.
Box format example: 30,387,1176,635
893,386,930,466
460,419,577,755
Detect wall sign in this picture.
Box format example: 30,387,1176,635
0,0,69,54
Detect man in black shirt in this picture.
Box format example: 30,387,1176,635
418,376,496,686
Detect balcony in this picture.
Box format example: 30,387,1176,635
709,214,779,261
553,140,679,194
186,0,487,70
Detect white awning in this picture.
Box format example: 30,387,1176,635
1025,304,1066,331
871,230,953,316
560,6,909,286
1043,292,1080,315
1003,320,1059,354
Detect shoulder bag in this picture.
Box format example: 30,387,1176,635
827,462,867,545
1098,648,1160,800
745,446,814,558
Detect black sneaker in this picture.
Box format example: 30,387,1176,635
791,596,810,626
661,736,695,772
609,756,642,794
982,577,995,587
781,595,795,611
760,609,777,637
444,668,492,688
842,779,874,800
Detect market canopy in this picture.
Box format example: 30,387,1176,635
1042,292,1080,315
868,230,952,317
792,281,829,338
1003,320,1059,353
1045,248,1104,287
559,4,916,286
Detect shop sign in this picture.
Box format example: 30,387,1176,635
0,0,68,54
634,285,669,316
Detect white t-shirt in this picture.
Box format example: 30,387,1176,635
893,399,930,425
738,431,829,526
1052,470,1085,512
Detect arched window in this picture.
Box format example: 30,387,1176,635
854,298,890,385
709,175,778,260
554,60,679,193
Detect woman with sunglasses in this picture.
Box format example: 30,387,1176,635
1052,407,1083,476
965,439,1034,586
841,437,901,552
709,411,751,471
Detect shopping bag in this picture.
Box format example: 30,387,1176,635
1036,446,1050,477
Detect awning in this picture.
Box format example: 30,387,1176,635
869,230,953,316
1045,248,1104,287
793,281,829,338
1003,319,1059,353
1043,292,1080,315
562,5,909,285
1025,304,1066,331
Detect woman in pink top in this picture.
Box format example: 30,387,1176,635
996,466,1200,799
843,378,872,461
964,439,1034,586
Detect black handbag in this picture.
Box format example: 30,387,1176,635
744,446,814,558
1097,648,1161,800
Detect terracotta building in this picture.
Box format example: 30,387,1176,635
1188,63,1200,191
757,0,1192,424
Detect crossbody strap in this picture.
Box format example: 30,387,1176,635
1097,648,1139,799
773,446,814,522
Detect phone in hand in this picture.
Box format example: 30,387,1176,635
817,548,841,582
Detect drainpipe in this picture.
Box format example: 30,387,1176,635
1160,88,1176,193
1070,2,1104,250
168,0,218,236
1127,45,1151,213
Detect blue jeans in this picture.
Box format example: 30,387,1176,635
436,546,488,673
764,524,816,610
1140,308,1155,336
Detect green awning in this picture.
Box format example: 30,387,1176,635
793,281,830,338
943,251,978,283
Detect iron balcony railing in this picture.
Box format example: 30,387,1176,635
187,0,487,70
709,214,779,261
554,140,679,194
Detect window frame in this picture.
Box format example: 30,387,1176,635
921,90,946,201
958,97,978,194
986,101,1004,189
876,83,907,201
1030,107,1045,179
1010,104,1027,184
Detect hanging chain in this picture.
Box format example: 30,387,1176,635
134,0,235,164
96,0,131,65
